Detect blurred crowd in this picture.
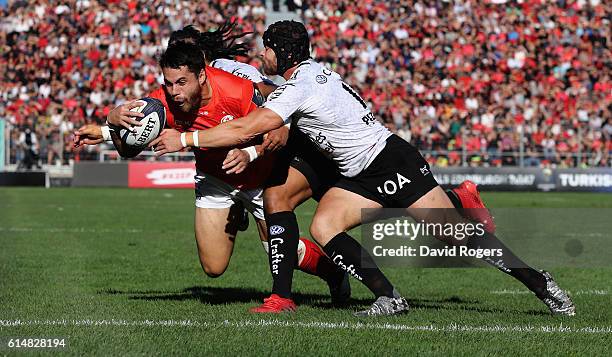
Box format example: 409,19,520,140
305,0,611,167
1,0,610,169
0,0,266,166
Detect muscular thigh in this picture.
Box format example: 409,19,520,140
406,185,470,244
194,206,240,271
310,187,382,246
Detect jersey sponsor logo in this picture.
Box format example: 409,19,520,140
332,253,363,281
308,132,335,154
313,132,326,144
316,75,327,84
268,83,295,101
269,225,285,235
220,114,235,123
377,173,412,196
270,237,285,275
420,165,430,176
231,69,250,80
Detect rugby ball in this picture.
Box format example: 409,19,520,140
112,97,166,148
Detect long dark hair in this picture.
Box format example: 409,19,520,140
169,21,253,61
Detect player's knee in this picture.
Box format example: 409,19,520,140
202,265,226,278
309,215,339,246
199,259,228,278
263,189,294,213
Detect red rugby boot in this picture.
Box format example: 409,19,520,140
452,180,496,233
249,294,297,313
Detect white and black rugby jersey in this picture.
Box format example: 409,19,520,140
210,58,269,84
264,59,392,177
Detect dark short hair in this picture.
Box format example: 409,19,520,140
159,42,205,75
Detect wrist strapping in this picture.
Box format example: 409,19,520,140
101,125,113,142
192,130,200,147
180,132,187,148
243,146,258,162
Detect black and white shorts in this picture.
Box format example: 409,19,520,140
334,135,439,208
194,173,265,220
265,126,340,201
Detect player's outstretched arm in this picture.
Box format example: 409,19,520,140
73,124,104,147
73,124,142,158
199,108,284,147
150,108,284,157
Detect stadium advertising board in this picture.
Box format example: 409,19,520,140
72,162,128,187
0,171,47,187
434,167,612,192
554,168,612,192
433,167,554,191
74,163,612,192
128,162,196,188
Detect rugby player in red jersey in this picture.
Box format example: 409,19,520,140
144,25,496,314
151,21,574,317
77,25,493,313
74,41,349,304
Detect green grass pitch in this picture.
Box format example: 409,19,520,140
1,188,611,355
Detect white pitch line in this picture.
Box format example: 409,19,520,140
1,319,611,334
491,289,608,296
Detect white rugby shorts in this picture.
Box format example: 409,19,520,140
194,173,265,220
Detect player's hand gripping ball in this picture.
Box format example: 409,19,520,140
109,97,166,148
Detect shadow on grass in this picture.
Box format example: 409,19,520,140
100,286,368,308
97,286,528,314
406,296,550,316
521,309,555,316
